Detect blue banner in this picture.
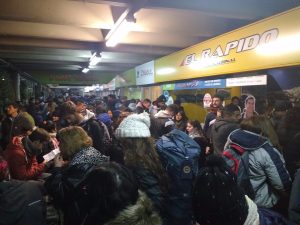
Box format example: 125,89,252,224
174,78,225,90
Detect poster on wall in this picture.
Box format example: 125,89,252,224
136,61,155,85
203,93,212,108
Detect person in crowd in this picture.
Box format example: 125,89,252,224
107,94,117,111
45,126,109,225
211,103,241,155
241,95,259,119
74,98,95,121
203,94,224,135
1,102,35,151
115,113,168,219
270,100,290,141
193,155,293,225
254,115,282,151
73,162,162,225
282,106,300,177
224,116,291,211
136,98,151,114
4,127,50,180
0,156,47,225
58,101,105,154
150,104,178,139
150,95,167,116
289,163,300,224
174,110,188,132
231,96,242,110
186,120,207,164
95,105,113,136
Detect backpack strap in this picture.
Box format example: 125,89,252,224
223,144,245,174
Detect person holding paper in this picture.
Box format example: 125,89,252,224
4,127,51,180
45,126,109,225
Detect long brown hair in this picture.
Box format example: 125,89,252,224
120,137,168,193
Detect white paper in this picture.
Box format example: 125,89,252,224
43,148,60,163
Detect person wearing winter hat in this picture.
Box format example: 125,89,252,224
193,155,294,225
115,113,168,220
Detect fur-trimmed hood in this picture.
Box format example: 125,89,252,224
104,191,162,225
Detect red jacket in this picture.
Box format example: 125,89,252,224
4,136,45,180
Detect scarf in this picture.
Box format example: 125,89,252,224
243,195,260,225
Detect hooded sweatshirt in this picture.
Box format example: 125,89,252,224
211,118,239,155
225,129,291,208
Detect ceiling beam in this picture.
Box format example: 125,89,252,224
0,0,114,29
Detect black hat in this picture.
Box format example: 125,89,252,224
193,155,248,225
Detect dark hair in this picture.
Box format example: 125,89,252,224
223,103,240,117
231,96,240,102
5,102,20,110
120,137,169,193
175,110,188,122
59,101,77,117
143,98,151,104
95,105,107,114
187,120,203,133
213,94,224,102
28,128,50,143
83,163,139,224
240,116,262,134
166,104,179,115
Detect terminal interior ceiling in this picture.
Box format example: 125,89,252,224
0,0,299,86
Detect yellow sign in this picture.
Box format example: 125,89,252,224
155,7,300,83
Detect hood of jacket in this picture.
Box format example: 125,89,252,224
69,146,109,166
104,191,162,225
214,118,239,131
154,110,171,119
228,129,268,151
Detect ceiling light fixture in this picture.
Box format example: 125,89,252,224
89,52,102,66
106,10,136,47
82,68,90,73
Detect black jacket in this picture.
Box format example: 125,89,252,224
0,180,46,225
45,147,109,225
211,118,239,155
129,166,166,217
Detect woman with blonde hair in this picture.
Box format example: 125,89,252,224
45,126,109,225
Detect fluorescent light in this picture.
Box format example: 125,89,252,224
156,68,176,75
89,52,101,66
82,68,89,73
106,18,135,47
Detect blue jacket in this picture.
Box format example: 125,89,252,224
225,129,291,208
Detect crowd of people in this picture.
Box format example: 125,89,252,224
0,92,299,225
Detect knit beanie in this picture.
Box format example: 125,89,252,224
193,155,248,225
115,112,151,138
